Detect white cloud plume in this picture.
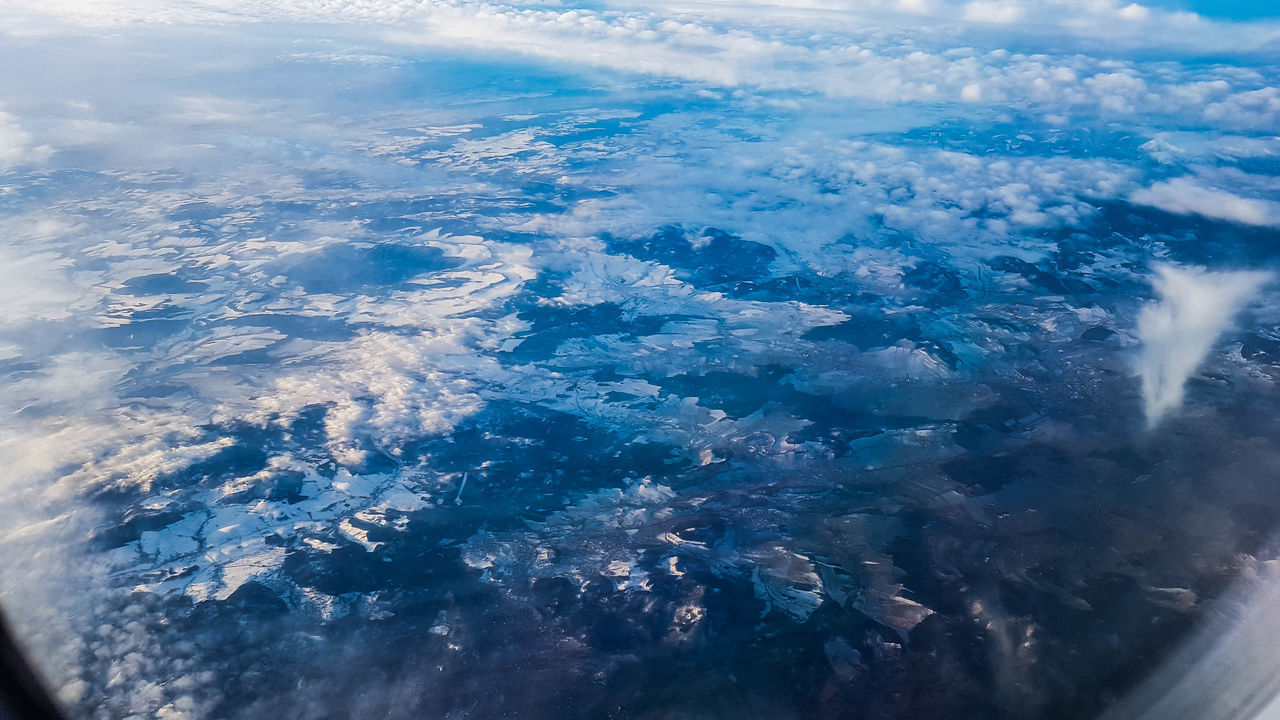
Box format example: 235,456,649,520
1137,265,1270,427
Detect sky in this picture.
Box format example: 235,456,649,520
1146,0,1277,20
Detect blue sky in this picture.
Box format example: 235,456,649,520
1148,0,1278,20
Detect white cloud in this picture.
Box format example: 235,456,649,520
245,330,490,461
1117,3,1150,21
963,0,1024,23
3,0,1279,122
1203,87,1280,131
24,0,1280,49
1140,133,1280,165
1138,265,1270,426
0,109,50,168
1130,176,1280,227
0,245,101,330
